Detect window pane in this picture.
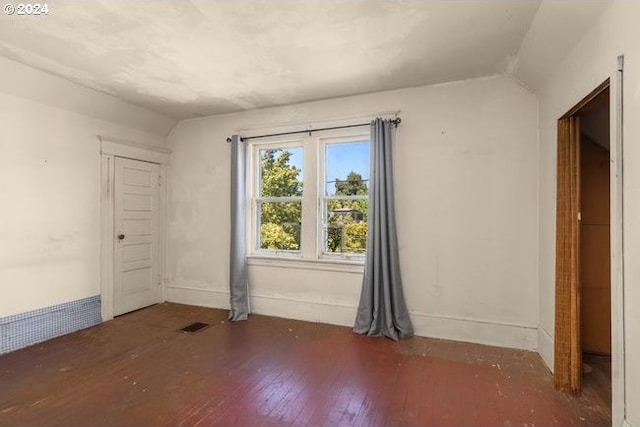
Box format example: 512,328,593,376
325,141,369,196
324,198,368,254
259,202,302,251
259,147,303,197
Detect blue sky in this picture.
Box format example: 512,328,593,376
325,141,370,194
273,140,370,194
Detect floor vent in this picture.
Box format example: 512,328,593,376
179,322,211,334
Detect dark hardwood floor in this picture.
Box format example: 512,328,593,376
582,353,612,416
0,303,610,426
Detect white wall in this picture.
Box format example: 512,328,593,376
0,57,175,318
534,1,639,425
167,75,539,350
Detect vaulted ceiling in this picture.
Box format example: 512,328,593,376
0,0,612,120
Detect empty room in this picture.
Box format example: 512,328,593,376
0,1,638,426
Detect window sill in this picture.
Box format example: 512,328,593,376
247,255,365,274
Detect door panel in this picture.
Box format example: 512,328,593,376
122,268,153,294
123,166,153,186
123,219,153,236
114,157,161,316
122,243,153,262
123,193,153,211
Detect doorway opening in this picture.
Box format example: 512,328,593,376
578,86,611,412
554,81,611,416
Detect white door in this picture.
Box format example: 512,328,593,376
113,157,161,316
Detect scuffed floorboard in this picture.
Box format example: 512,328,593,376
0,303,610,426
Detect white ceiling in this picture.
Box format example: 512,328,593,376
0,0,611,120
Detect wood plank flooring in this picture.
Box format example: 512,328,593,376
0,303,610,426
582,353,612,416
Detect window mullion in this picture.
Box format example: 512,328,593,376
300,135,317,259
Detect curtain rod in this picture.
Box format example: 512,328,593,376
226,117,401,143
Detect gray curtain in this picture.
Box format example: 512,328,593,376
229,134,249,321
353,118,414,340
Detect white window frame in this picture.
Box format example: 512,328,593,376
247,128,371,264
249,138,305,258
317,134,370,262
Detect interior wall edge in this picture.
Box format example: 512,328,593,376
537,326,554,371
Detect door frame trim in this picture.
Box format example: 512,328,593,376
99,136,170,321
611,55,626,427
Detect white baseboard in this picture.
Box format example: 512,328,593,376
166,286,229,309
410,311,538,351
250,293,357,327
537,327,554,371
166,285,538,350
166,285,356,326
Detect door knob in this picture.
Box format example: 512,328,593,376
117,234,125,240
